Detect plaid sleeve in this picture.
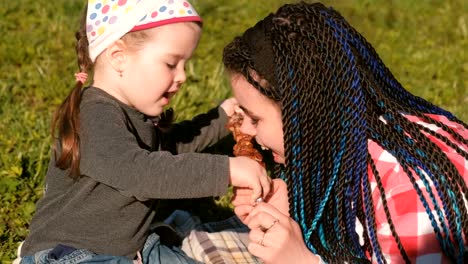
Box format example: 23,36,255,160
367,114,467,263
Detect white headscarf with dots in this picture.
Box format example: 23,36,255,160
86,0,201,62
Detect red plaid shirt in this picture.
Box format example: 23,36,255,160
367,114,468,263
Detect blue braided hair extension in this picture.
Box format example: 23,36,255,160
286,63,307,234
371,131,454,251
332,15,455,119
322,11,369,259
370,118,465,262
379,99,466,261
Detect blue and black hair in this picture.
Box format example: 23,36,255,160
223,2,467,263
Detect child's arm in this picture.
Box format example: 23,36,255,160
80,101,230,200
161,98,237,154
79,100,270,202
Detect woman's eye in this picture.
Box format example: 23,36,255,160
250,118,259,126
166,63,177,69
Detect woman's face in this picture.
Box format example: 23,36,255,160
230,73,285,164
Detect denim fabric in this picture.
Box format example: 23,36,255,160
140,233,202,264
20,232,201,264
20,247,132,264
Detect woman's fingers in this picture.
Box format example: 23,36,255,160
241,186,320,264
247,209,285,262
246,207,282,231
248,242,269,261
245,202,283,224
234,204,253,223
248,228,265,243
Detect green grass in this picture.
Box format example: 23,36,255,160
0,0,466,261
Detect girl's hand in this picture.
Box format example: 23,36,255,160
228,156,271,204
246,203,321,264
232,179,289,224
220,97,239,118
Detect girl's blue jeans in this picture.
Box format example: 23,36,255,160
20,232,202,264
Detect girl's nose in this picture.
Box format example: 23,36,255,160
175,68,186,84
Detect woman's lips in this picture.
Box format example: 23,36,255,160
272,152,281,163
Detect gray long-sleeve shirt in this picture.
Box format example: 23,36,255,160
21,87,231,258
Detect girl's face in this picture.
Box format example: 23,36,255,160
116,22,201,117
230,73,285,164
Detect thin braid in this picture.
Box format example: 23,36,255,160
368,153,411,263
397,151,458,260
356,188,373,257
324,6,468,128
331,3,468,134
370,116,462,260
368,88,467,259
362,166,386,264
381,96,468,248
393,114,468,216
383,125,456,255
362,55,468,213
418,114,468,155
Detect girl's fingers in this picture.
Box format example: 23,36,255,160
259,174,272,200
249,167,266,204
250,183,263,205
234,187,254,196
232,188,253,206
250,171,271,204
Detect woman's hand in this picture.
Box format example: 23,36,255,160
232,179,321,263
245,203,321,264
232,179,289,224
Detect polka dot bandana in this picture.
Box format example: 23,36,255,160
86,0,202,62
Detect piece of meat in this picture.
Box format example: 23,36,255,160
226,113,265,167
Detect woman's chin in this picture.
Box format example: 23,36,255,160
272,152,285,164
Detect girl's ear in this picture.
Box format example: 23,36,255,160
105,39,127,74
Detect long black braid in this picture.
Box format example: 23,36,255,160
223,2,468,263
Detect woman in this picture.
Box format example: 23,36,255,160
224,2,468,263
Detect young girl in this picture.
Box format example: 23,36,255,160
19,0,270,263
224,2,468,264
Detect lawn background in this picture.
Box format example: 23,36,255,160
0,0,466,262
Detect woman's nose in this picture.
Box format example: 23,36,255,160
240,117,256,136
